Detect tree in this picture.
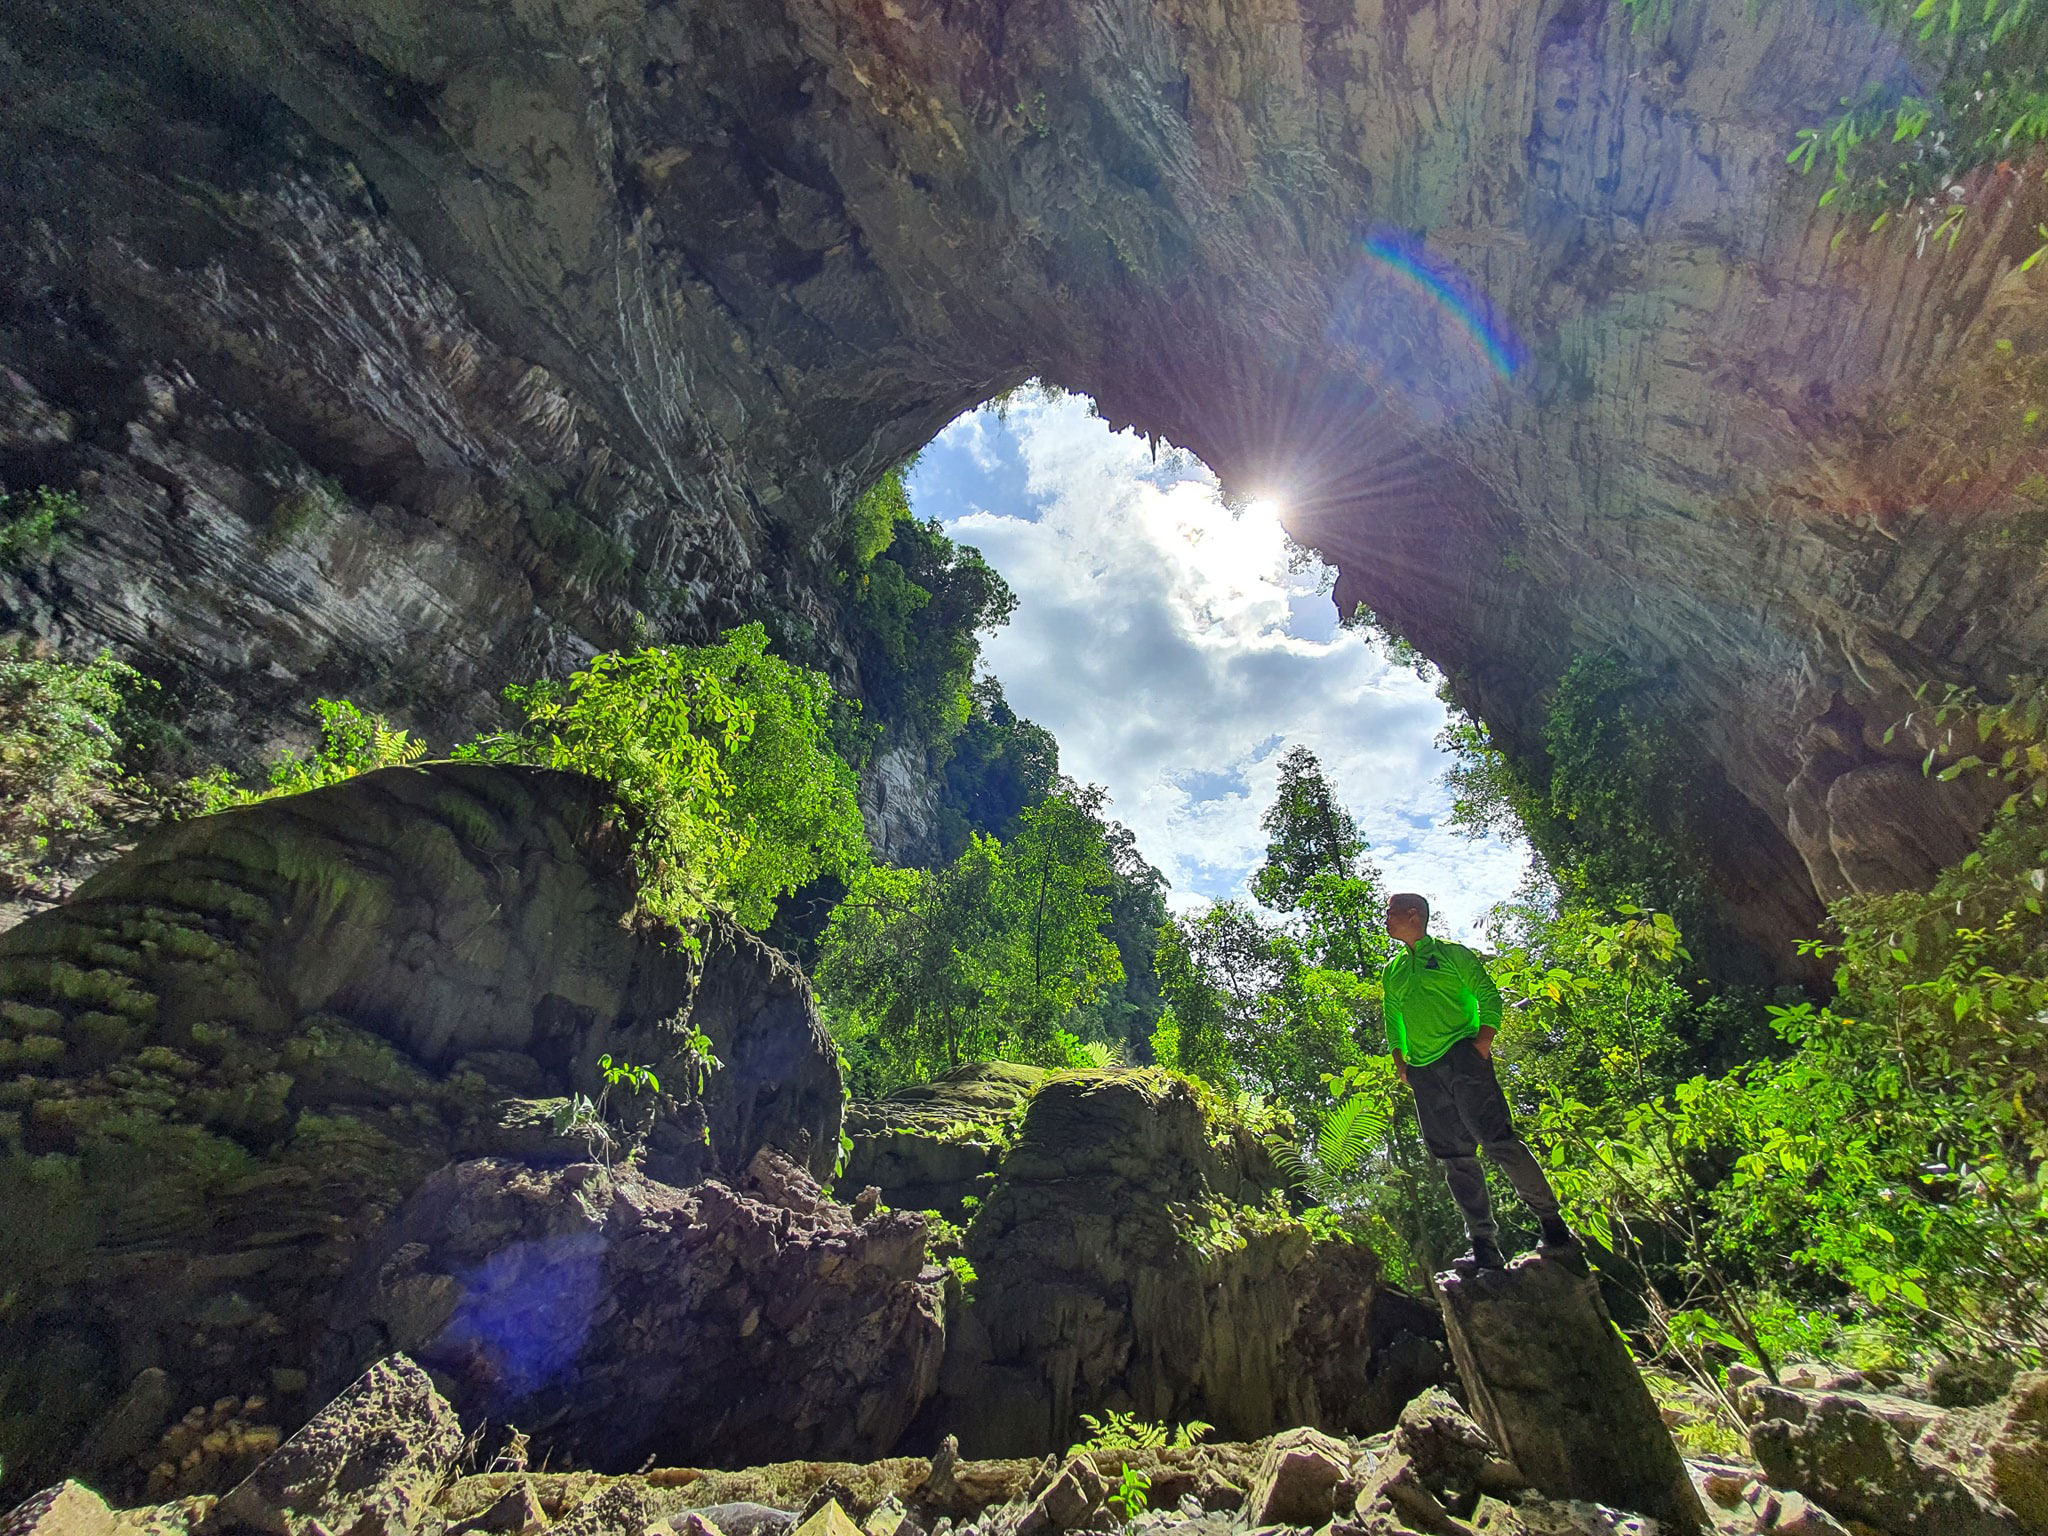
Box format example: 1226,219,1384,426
988,783,1124,1048
1250,745,1385,975
849,511,1017,749
816,842,1004,1077
462,623,868,932
1068,816,1170,1054
816,782,1125,1086
935,676,1061,851
1152,900,1369,1108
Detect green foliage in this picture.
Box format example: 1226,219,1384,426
1489,902,1695,1107
847,505,1017,750
1154,902,1378,1108
1541,654,1707,913
1340,604,1432,678
946,1253,978,1290
0,647,151,894
846,464,912,569
462,623,868,932
817,783,1124,1085
1787,0,2048,218
193,700,427,811
1063,817,1171,1058
1630,0,2047,221
1251,745,1387,976
196,625,868,942
992,785,1125,1039
0,487,81,566
1438,709,1543,845
819,854,1002,1080
1109,1466,1151,1520
1066,1411,1212,1456
1266,1089,1391,1203
935,678,1062,851
1154,751,1391,1108
1441,656,1708,926
669,1020,723,1098
600,1052,662,1096
555,1052,679,1169
266,476,344,544
1521,673,2048,1374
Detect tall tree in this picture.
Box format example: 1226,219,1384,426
989,782,1124,1046
816,839,1003,1075
1251,745,1386,975
817,782,1124,1085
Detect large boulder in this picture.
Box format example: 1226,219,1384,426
930,1070,1448,1455
0,764,841,1500
321,1152,946,1471
840,1063,1048,1219
1741,1375,2037,1536
1435,1253,1707,1535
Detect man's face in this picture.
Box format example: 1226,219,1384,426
1384,900,1426,945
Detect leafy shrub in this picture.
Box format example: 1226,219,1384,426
461,622,869,933
0,647,148,893
190,699,428,811
0,487,81,566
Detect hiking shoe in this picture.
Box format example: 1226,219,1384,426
1538,1216,1579,1251
1452,1237,1507,1271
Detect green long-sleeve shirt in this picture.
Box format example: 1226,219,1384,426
1381,935,1502,1067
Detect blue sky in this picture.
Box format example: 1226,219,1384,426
906,391,1531,941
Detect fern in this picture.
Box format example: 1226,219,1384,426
1267,1091,1389,1203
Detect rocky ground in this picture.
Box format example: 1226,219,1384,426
17,1323,2048,1536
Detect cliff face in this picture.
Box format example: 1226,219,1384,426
0,763,845,1496
2,0,2044,959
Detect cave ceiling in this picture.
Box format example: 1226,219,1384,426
2,0,2045,965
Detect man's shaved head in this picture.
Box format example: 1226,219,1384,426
1387,893,1431,925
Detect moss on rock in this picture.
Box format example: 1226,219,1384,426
0,763,843,1504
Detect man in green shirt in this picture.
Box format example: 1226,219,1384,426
1382,891,1573,1270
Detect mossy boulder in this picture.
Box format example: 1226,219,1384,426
0,764,841,1502
840,1062,1048,1218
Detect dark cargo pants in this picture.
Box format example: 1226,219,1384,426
1406,1037,1560,1241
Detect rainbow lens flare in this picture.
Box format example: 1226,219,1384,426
1359,229,1525,381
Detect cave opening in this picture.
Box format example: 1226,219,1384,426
901,386,1533,940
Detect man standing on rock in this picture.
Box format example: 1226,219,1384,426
1381,892,1575,1270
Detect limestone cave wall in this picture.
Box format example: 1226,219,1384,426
3,0,2045,962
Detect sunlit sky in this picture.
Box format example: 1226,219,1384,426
906,391,1531,942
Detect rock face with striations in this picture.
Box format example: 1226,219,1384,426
0,763,841,1500
839,1062,1048,1220
1435,1252,1707,1534
3,0,2046,966
929,1071,1449,1456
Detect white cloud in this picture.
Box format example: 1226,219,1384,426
910,394,1530,942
